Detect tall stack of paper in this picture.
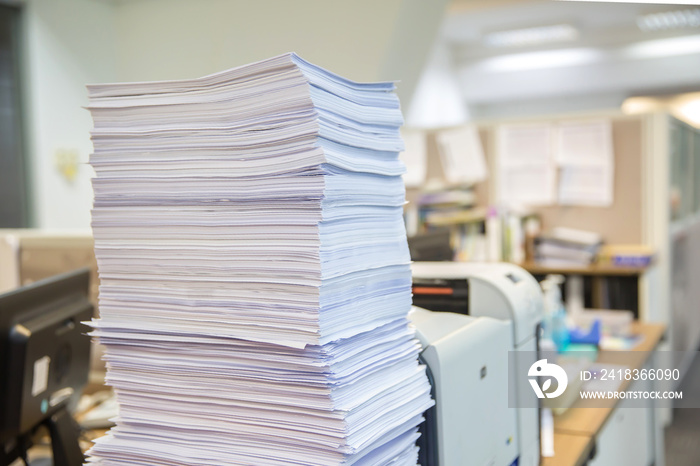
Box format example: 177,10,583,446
85,53,433,465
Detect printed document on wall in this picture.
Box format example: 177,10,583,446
497,123,556,207
556,120,614,207
399,129,427,187
435,125,487,185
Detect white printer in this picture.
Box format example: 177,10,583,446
411,262,544,466
410,307,519,466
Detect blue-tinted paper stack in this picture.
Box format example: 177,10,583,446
86,53,433,465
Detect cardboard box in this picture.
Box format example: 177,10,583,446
0,229,103,372
0,229,98,302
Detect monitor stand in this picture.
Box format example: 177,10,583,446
44,407,84,466
1,407,83,466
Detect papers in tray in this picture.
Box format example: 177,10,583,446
85,52,433,466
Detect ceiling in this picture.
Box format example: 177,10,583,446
408,0,700,123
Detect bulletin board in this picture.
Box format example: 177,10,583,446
531,118,643,244
406,114,645,245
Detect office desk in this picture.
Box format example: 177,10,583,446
542,433,594,466
48,326,667,466
543,322,666,466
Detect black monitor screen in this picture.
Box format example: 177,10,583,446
0,268,93,458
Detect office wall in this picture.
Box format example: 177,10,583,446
112,0,447,105
21,0,446,229
22,0,117,229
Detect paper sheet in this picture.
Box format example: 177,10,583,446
498,123,554,167
558,164,614,207
497,124,556,206
556,120,613,166
540,408,555,458
500,165,557,206
556,120,614,207
435,125,487,185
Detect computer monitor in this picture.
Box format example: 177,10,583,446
407,230,454,262
0,268,93,466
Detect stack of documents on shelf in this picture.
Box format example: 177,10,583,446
418,189,477,224
86,53,433,465
535,227,602,268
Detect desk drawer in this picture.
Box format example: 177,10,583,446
588,378,653,466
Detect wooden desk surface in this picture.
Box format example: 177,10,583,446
554,322,666,436
542,433,594,466
543,322,665,466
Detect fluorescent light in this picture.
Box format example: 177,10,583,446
623,34,700,59
622,93,700,128
676,98,700,126
477,48,602,73
637,8,700,31
483,24,579,48
621,97,665,115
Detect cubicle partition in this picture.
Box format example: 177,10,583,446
406,111,700,386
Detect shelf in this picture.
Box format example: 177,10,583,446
422,207,487,226
518,261,650,277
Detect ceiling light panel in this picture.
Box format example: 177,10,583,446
483,24,579,48
637,8,700,32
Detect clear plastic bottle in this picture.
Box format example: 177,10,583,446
540,280,555,341
541,275,569,352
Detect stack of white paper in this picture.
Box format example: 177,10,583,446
85,53,433,466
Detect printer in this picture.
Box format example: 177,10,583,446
411,307,519,466
410,262,544,466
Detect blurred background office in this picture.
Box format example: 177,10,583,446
1,0,700,465
2,0,700,228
